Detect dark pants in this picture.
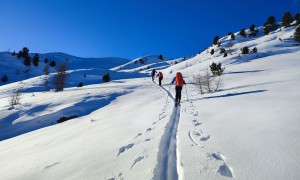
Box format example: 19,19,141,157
175,86,182,103
152,75,155,81
159,77,163,86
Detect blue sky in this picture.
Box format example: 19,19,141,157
0,0,299,59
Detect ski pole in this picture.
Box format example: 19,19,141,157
185,85,189,101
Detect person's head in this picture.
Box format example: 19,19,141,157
176,72,182,77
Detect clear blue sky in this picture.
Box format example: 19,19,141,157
0,0,299,59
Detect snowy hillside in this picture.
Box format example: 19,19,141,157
0,24,300,180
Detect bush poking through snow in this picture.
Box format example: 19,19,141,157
77,82,83,87
57,115,78,123
33,54,39,67
220,48,226,54
1,75,8,83
295,13,300,25
9,88,22,109
264,16,279,31
210,62,225,76
55,61,67,92
239,29,247,38
282,12,294,28
223,52,228,57
213,36,220,45
50,60,56,67
294,26,300,42
231,34,235,40
159,55,164,60
210,49,215,55
252,47,258,53
102,73,110,83
192,68,224,94
241,47,250,54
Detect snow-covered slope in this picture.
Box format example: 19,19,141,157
0,25,300,180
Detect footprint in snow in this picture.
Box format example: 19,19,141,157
218,163,234,178
200,135,211,141
130,156,145,170
144,138,151,142
210,152,225,161
134,133,142,139
117,143,134,157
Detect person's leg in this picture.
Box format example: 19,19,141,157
175,86,180,102
159,78,162,86
178,86,182,102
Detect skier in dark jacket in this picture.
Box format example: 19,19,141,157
156,72,163,86
151,69,157,81
171,72,186,104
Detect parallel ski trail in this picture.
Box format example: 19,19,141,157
154,84,181,180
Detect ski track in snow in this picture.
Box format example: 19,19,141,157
154,84,181,180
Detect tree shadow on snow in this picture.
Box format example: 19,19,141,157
203,90,268,99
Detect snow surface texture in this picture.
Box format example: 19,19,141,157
0,26,300,179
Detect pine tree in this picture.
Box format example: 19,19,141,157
44,58,49,63
241,47,249,54
223,52,228,57
50,60,56,67
252,47,258,53
210,62,225,76
77,82,83,87
264,26,270,35
295,13,300,25
210,49,215,55
264,16,279,30
1,75,8,83
282,12,294,28
220,48,226,54
231,33,235,40
249,24,255,31
239,28,247,37
213,36,220,45
24,56,31,66
102,73,110,82
159,54,164,60
33,54,39,66
294,26,300,42
22,47,29,58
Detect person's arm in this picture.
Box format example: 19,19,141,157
171,77,175,84
183,80,186,85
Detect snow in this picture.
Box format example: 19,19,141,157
0,25,300,180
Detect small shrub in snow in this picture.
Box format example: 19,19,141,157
228,32,233,35
77,82,83,87
282,12,294,28
294,26,300,42
213,36,220,45
220,48,226,54
55,61,67,91
192,68,224,94
231,33,235,40
33,54,39,67
241,47,249,54
210,49,215,55
57,115,78,123
24,56,31,66
139,58,145,64
249,24,256,32
252,47,258,53
223,52,228,57
210,62,225,76
264,26,270,35
12,51,16,56
50,60,56,67
43,65,49,75
295,13,300,25
264,16,279,31
102,73,110,82
17,47,30,59
159,54,164,60
1,75,8,83
9,88,22,109
44,58,49,63
239,28,247,38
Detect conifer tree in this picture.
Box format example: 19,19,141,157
294,26,300,42
239,28,247,37
249,24,255,31
282,12,294,28
295,13,300,25
50,60,56,67
213,36,220,45
24,56,31,66
231,33,235,40
210,49,215,55
241,47,249,54
33,54,39,66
